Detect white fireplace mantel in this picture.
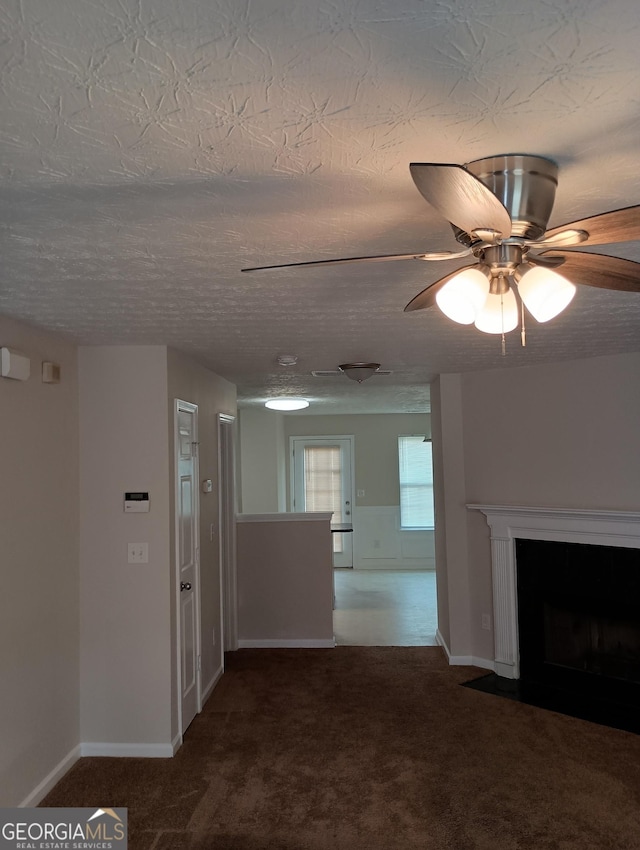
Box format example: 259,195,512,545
467,504,640,680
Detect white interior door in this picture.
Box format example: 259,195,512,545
291,436,354,568
175,400,200,734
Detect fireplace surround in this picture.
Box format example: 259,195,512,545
468,505,640,680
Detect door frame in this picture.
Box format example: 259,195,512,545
289,434,355,567
174,399,202,739
218,413,238,653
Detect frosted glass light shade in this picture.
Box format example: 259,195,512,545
265,398,309,410
517,266,576,322
435,268,490,325
474,287,519,334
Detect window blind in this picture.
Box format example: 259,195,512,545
304,445,343,552
398,436,434,529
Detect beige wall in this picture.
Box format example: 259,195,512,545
430,375,471,655
461,352,640,509
436,351,640,664
281,413,434,570
79,346,173,748
283,413,431,507
1,331,237,802
0,316,79,806
167,348,237,731
236,515,334,645
238,407,285,513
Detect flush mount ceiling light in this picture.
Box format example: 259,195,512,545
265,397,309,411
243,154,640,353
276,354,298,366
312,364,392,381
339,363,382,383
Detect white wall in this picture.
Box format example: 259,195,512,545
166,349,237,727
435,351,640,666
79,346,173,751
0,315,79,807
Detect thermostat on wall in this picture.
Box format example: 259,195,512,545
124,492,150,512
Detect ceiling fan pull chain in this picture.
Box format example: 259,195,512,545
500,290,507,356
520,296,527,348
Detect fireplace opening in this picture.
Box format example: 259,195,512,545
516,538,640,709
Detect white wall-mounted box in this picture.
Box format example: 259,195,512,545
1,347,30,381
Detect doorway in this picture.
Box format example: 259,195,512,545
218,413,238,652
290,436,355,568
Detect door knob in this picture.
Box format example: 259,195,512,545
180,581,192,591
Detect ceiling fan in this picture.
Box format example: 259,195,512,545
242,154,640,348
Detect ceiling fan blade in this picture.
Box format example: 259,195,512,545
241,248,471,272
410,163,512,240
539,251,640,291
528,229,589,248
403,261,478,312
242,253,424,272
542,205,640,246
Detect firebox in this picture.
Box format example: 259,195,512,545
516,538,640,709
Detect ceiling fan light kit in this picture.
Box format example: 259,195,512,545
475,288,519,335
243,152,640,352
515,266,576,323
435,268,490,325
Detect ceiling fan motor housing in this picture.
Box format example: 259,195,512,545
462,154,558,242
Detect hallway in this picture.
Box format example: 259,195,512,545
333,569,438,646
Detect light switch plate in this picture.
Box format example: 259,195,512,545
128,543,149,564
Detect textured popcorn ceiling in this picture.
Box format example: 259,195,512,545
1,0,640,413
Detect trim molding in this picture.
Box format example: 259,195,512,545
202,664,224,704
171,733,182,756
237,638,335,648
79,742,175,758
19,745,81,808
436,628,495,671
448,655,495,671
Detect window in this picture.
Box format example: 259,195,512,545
398,435,434,530
303,445,344,552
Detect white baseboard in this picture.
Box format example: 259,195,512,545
201,664,224,704
79,742,175,758
449,655,495,671
436,629,495,672
19,744,81,808
237,638,336,649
